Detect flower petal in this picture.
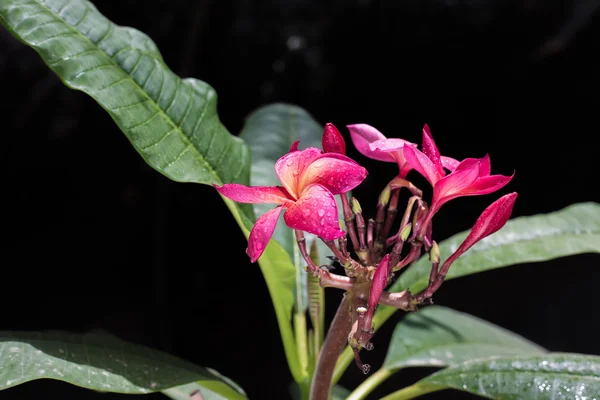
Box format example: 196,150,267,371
214,183,290,204
464,172,514,195
300,153,368,194
422,124,445,178
441,156,460,172
479,154,491,176
247,206,284,262
442,193,517,268
283,184,344,240
322,123,346,154
403,144,445,186
275,147,322,198
347,124,397,162
430,162,481,212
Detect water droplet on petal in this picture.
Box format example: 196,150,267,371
318,209,325,217
320,218,325,226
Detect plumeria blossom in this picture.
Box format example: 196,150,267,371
347,123,458,179
215,147,367,262
403,124,514,216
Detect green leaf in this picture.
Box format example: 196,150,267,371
391,353,600,400
383,306,546,371
0,331,245,399
334,202,600,384
0,0,250,188
332,384,352,400
221,196,302,383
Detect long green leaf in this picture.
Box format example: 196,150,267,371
382,353,600,400
383,306,546,371
0,0,307,385
334,202,600,383
0,0,250,188
0,331,245,399
347,306,546,400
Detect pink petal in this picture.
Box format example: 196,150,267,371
247,206,284,262
289,139,300,152
421,124,445,178
283,184,345,240
455,157,481,171
443,193,517,268
322,123,346,155
479,154,491,176
441,156,460,172
403,145,445,186
214,183,291,204
300,153,368,195
368,254,391,311
275,147,322,198
347,124,397,162
464,172,514,195
430,162,481,212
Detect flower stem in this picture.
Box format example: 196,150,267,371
346,368,394,400
309,294,353,400
379,383,442,400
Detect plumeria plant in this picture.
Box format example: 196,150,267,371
1,1,599,400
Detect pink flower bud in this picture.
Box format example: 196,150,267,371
322,123,346,155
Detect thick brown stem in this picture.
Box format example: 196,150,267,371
310,294,353,400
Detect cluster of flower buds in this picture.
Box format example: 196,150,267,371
215,122,516,373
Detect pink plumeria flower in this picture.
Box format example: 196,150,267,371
215,147,367,262
442,192,517,270
403,125,513,216
347,123,458,180
347,124,417,178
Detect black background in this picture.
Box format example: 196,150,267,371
1,0,599,399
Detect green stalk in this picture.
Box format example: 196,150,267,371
346,368,394,400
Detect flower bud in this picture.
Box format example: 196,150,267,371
322,123,346,154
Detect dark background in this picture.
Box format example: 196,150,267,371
1,0,599,399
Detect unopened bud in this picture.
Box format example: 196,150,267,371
322,123,346,154
429,240,440,264
378,185,391,207
351,197,362,214
400,223,412,241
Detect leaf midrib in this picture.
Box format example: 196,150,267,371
27,0,223,185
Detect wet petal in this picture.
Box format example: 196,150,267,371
275,147,322,198
464,172,514,195
403,145,445,186
283,184,345,240
347,124,397,162
443,193,517,268
214,183,290,204
421,124,445,178
441,156,460,172
247,206,284,262
300,153,368,194
322,123,346,154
